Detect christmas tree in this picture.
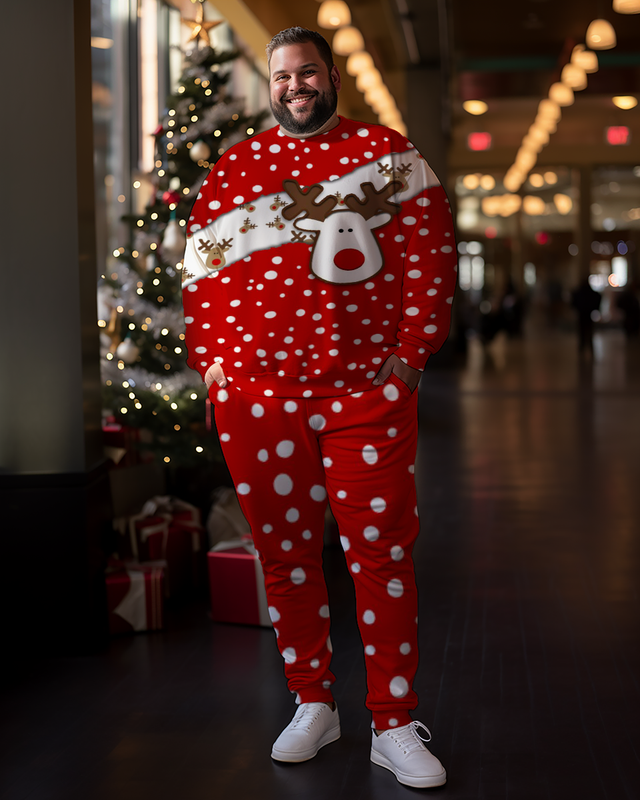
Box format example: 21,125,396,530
99,1,268,468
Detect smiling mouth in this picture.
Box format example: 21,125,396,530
284,94,316,107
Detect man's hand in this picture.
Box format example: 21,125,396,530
372,353,421,393
204,362,228,390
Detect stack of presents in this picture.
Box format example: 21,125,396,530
105,489,272,635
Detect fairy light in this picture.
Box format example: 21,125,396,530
214,129,221,137
121,407,128,414
98,320,107,328
137,220,144,227
175,347,183,354
151,213,158,220
169,109,175,116
174,424,181,431
171,402,178,410
106,353,114,361
128,322,135,330
161,328,169,336
196,446,204,453
150,243,157,250
247,127,254,135
136,288,144,295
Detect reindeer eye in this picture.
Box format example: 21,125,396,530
348,228,353,232
338,228,344,233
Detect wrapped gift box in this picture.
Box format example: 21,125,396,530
114,497,205,596
106,564,164,635
208,539,271,627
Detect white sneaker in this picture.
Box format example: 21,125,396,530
271,703,341,763
370,720,447,788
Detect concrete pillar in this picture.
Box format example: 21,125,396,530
0,0,110,654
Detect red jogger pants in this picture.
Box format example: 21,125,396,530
212,372,421,730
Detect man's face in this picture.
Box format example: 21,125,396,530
269,42,341,134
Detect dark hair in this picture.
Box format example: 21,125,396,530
266,27,334,75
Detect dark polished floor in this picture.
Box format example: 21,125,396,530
2,322,640,800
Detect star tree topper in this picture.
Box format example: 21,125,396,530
183,0,223,46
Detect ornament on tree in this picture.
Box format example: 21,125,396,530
189,140,211,162
116,337,141,364
162,216,186,262
183,1,223,46
162,189,181,207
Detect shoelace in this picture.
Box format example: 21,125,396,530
390,721,433,755
290,703,326,731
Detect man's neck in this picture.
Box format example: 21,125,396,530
279,111,340,140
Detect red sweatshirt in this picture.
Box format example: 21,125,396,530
182,117,457,398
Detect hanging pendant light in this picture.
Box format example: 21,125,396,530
538,98,562,121
585,19,616,49
346,50,374,76
317,0,351,30
332,26,365,56
356,68,383,93
549,81,574,106
613,0,640,13
571,44,598,73
561,63,588,91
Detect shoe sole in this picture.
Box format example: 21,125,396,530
370,749,447,788
271,723,341,763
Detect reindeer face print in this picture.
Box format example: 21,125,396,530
197,236,234,273
282,179,403,285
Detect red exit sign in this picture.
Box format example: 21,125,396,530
606,126,630,145
467,132,492,151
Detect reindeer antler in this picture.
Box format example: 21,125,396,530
343,180,403,221
281,181,339,222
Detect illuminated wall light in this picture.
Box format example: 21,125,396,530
571,44,598,73
554,193,573,214
613,0,640,12
606,125,630,145
529,173,545,188
549,81,574,106
482,196,502,216
317,0,351,29
561,63,587,91
586,19,616,49
612,95,638,109
467,132,492,151
523,196,546,215
332,26,364,56
501,194,523,217
463,100,488,115
346,50,374,76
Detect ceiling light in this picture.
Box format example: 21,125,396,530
523,196,546,215
571,45,598,73
463,100,488,115
463,174,481,190
554,194,573,214
612,95,638,109
529,173,545,188
544,171,558,184
480,175,496,190
549,82,574,106
612,0,640,13
561,63,587,91
585,19,617,49
503,173,523,193
346,51,374,76
356,68,383,93
332,26,364,56
317,0,351,30
538,98,561,121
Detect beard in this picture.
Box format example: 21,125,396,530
270,84,338,135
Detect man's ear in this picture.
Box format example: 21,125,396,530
330,65,342,92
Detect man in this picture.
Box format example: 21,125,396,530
182,27,456,789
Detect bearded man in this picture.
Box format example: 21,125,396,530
182,26,456,789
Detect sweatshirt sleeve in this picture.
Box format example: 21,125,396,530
395,156,457,371
182,171,222,384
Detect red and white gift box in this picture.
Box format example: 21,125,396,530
106,564,164,635
207,538,271,627
114,497,205,596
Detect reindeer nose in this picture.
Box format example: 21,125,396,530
333,248,366,271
